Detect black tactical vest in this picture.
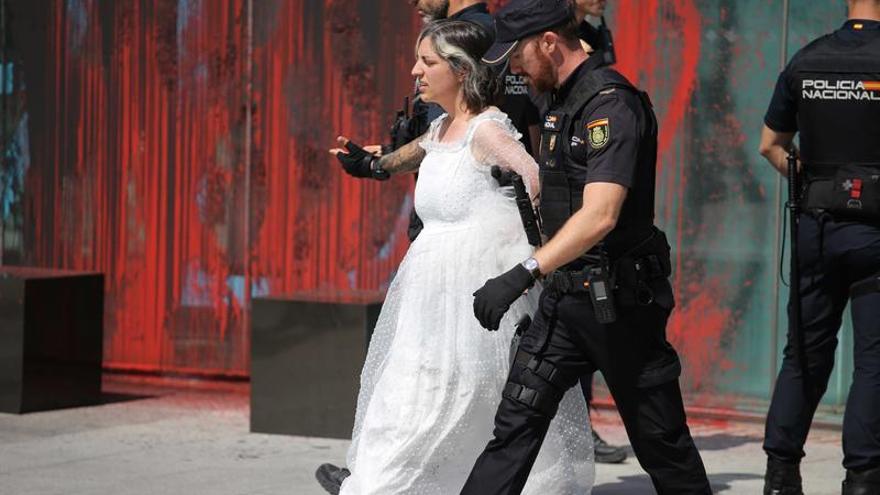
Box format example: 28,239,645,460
538,67,658,250
792,32,880,218
793,34,880,169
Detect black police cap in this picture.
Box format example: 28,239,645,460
482,0,575,65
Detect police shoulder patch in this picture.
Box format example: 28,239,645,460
586,118,610,149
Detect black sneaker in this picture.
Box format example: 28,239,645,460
593,430,627,464
315,463,351,495
842,465,880,495
763,458,803,495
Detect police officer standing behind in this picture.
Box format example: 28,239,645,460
575,0,615,66
461,1,712,494
759,2,880,494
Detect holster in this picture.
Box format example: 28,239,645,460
613,227,673,310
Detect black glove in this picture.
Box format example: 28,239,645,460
473,264,535,331
335,140,389,180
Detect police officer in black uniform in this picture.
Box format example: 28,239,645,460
572,0,630,466
759,1,880,494
461,1,712,493
575,0,616,66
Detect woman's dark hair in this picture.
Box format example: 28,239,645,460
417,20,500,113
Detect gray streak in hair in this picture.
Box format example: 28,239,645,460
417,21,500,114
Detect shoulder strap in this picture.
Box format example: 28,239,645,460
558,68,638,118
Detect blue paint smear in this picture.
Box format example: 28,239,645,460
376,193,414,261
1,114,30,221
1,63,14,95
181,265,271,307
177,0,199,55
226,275,271,306
66,0,89,55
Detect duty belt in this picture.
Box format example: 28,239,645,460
801,163,880,220
544,252,667,295
543,268,591,294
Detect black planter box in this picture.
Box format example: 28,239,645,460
0,267,104,413
250,290,384,439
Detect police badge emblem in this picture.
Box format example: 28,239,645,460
587,118,610,149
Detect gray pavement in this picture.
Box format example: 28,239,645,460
0,377,845,494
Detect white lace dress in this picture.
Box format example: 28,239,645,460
339,109,594,495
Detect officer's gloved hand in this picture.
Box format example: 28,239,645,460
332,137,388,180
490,165,514,187
473,265,535,330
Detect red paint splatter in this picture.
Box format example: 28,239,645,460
614,0,702,171
18,1,419,375
668,280,735,392
16,0,737,392
612,1,733,396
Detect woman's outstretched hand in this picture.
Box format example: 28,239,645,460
330,136,385,179
329,136,383,157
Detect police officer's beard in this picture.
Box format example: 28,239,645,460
530,49,557,94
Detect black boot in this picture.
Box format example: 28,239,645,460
842,465,880,495
314,463,351,495
763,458,803,495
593,430,627,464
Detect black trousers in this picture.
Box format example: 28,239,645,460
461,278,712,495
408,175,423,242
764,213,880,470
407,209,423,242
580,372,594,408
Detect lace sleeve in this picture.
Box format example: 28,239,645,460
470,118,540,201
418,113,448,151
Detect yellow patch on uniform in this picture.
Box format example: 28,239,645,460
586,118,610,149
854,23,864,30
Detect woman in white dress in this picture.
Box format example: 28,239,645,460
328,20,594,495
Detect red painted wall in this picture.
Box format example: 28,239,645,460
9,0,418,375
6,0,838,405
